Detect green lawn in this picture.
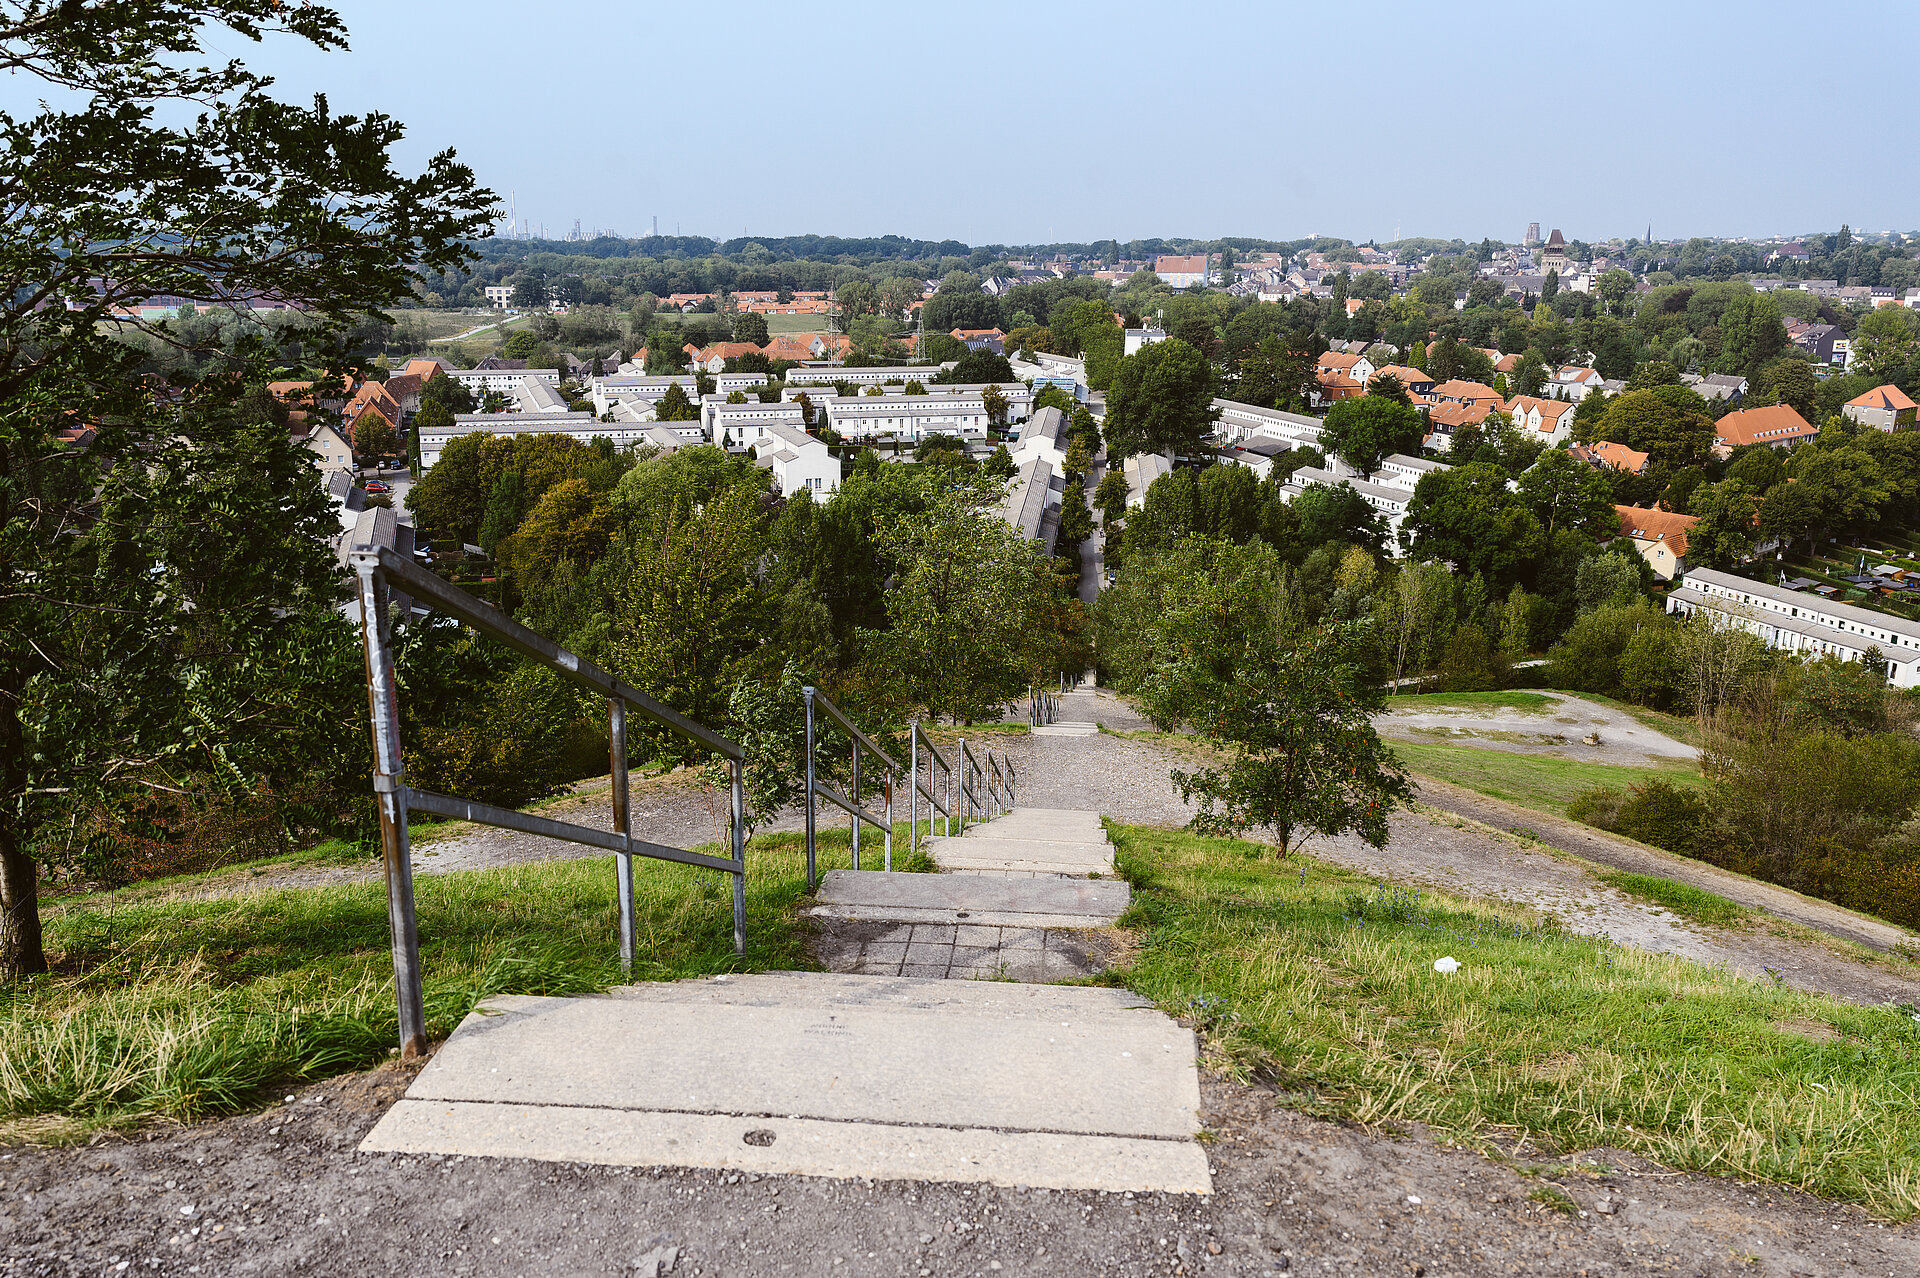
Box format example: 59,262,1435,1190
3,826,925,1143
765,313,830,335
1387,690,1560,713
1107,823,1920,1218
1390,740,1704,816
1596,871,1753,929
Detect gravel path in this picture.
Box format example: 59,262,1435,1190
1376,692,1699,765
6,1060,1914,1278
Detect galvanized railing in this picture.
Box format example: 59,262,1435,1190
907,719,954,863
351,546,746,1059
802,686,899,887
1028,684,1060,726
985,751,1016,816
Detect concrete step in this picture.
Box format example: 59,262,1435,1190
1032,721,1099,737
361,972,1209,1193
928,835,1114,877
809,868,1130,929
964,810,1108,842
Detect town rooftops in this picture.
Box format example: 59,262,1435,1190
1155,254,1209,274
1428,379,1501,404
1714,404,1819,448
1615,505,1698,558
1588,440,1650,473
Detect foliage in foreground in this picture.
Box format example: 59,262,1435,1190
1108,822,1920,1218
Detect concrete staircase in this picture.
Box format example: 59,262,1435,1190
361,805,1210,1193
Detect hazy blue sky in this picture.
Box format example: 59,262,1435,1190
26,0,1920,246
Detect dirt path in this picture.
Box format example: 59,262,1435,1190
5,1057,1914,1278
1376,691,1699,765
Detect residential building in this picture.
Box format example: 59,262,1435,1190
1681,372,1749,404
1582,441,1650,474
1369,365,1434,398
1122,452,1173,507
1842,384,1918,431
951,327,1005,353
483,286,514,310
1154,255,1210,288
1504,395,1576,443
750,421,839,498
1212,399,1325,449
1613,505,1698,580
448,365,561,396
707,398,809,448
1372,453,1449,493
819,392,991,441
418,413,662,472
1229,436,1293,481
1280,465,1415,550
1667,567,1920,687
1425,379,1502,411
1546,365,1605,401
1712,404,1818,456
341,380,403,444
1787,321,1848,366
1124,327,1168,357
294,419,355,474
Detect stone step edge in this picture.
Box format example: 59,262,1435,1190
804,904,1124,930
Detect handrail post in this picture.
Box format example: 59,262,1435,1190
850,736,861,871
883,771,894,872
356,561,427,1060
610,697,635,975
909,721,918,864
957,737,967,830
803,685,818,889
730,757,747,956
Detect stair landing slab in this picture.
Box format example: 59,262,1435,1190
809,868,1130,928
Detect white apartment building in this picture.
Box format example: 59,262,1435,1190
785,365,945,389
706,398,808,448
1213,399,1326,449
418,413,615,471
1666,567,1920,687
819,393,990,441
1279,465,1415,550
1122,452,1173,507
751,421,840,498
483,286,514,310
449,367,561,396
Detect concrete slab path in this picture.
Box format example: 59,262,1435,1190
361,972,1209,1193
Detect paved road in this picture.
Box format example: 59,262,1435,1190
1077,456,1106,606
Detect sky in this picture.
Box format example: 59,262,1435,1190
16,0,1920,248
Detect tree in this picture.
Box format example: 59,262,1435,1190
981,384,1009,426
656,383,699,421
1102,338,1218,459
985,444,1017,479
1,1,490,979
1598,386,1716,469
1849,305,1920,378
1516,447,1615,535
1685,479,1760,569
1142,567,1411,857
1095,469,1131,525
1057,481,1094,546
502,330,540,359
1402,464,1546,586
1320,395,1423,478
730,310,769,346
349,408,398,458
509,269,550,311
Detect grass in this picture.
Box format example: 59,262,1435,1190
763,313,829,335
1387,690,1560,713
1390,740,1705,817
1,825,918,1143
1106,822,1920,1219
1596,871,1753,929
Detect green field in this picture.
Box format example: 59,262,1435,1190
1390,740,1705,815
1109,823,1920,1217
765,312,830,335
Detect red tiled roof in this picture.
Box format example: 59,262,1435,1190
1589,441,1650,473
1714,404,1818,448
1614,505,1698,559
1846,384,1917,412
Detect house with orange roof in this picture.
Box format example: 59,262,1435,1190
1425,379,1501,410
1427,401,1497,452
1546,365,1605,401
1313,350,1375,406
1583,440,1650,474
1842,384,1917,431
1711,404,1819,457
341,380,402,448
1504,394,1576,443
1493,352,1524,375
1368,365,1433,398
1613,505,1699,580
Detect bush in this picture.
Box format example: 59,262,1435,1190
1568,779,1707,856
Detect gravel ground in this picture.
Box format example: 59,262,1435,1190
1376,692,1699,765
5,1063,1914,1278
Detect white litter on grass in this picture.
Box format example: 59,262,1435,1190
1433,956,1460,974
1407,1195,1422,1205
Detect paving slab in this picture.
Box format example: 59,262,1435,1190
809,868,1129,928
360,972,1208,1193
928,835,1114,876
1031,721,1100,737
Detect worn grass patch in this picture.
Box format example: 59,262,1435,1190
1598,871,1753,929
1387,691,1560,713
1391,741,1705,816
1,827,909,1143
1106,822,1920,1219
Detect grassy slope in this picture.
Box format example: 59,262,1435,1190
1390,741,1703,816
1387,690,1560,712
1596,870,1753,929
1,828,919,1142
1106,823,1920,1218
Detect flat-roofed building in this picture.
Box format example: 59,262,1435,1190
449,366,561,395
819,392,990,441
750,421,840,499
1667,567,1920,687
1212,399,1325,448
1280,465,1414,549
705,398,808,448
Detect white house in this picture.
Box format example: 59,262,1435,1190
1504,394,1576,444
1124,327,1168,357
784,364,947,389
706,398,808,448
819,392,990,441
418,413,657,472
1372,453,1450,493
1122,452,1173,507
1667,567,1920,687
751,421,840,498
295,420,355,475
1545,365,1605,401
483,286,514,310
449,367,561,396
1280,465,1415,550
1212,399,1326,449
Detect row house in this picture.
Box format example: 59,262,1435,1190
1668,567,1920,687
1504,394,1575,444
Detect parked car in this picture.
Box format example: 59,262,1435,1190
364,480,391,494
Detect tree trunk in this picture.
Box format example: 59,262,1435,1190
0,688,46,979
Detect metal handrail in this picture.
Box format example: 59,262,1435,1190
351,546,747,1060
984,752,1015,817
1028,684,1060,726
958,738,986,830
802,686,898,886
908,720,954,863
